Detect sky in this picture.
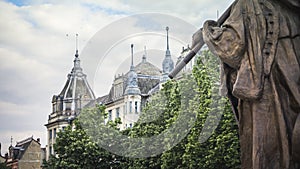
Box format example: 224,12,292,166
0,0,234,155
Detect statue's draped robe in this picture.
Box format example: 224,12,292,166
203,0,300,168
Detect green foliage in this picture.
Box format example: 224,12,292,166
45,50,240,169
0,163,9,169
182,50,240,169
123,80,179,169
123,50,240,168
45,105,116,169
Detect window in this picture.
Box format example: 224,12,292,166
65,102,72,111
62,126,66,131
129,101,132,113
49,129,52,139
129,123,132,128
116,107,120,118
108,110,112,120
59,101,63,111
53,103,56,113
49,146,52,155
135,101,138,113
54,128,57,138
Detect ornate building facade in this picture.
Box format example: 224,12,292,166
95,27,174,130
45,27,176,159
96,44,163,130
44,49,96,160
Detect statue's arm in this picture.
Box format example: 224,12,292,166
202,1,246,69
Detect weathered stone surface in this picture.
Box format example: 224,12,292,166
195,0,300,168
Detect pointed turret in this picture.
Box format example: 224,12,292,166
166,26,170,56
125,44,141,95
45,35,96,160
162,26,174,82
59,49,96,105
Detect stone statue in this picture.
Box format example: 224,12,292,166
192,0,300,168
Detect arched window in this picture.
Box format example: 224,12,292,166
135,101,138,113
108,110,112,120
116,107,120,118
129,101,132,113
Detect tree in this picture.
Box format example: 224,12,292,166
0,163,9,169
45,105,116,169
119,50,240,169
182,50,240,169
45,50,240,169
124,81,178,169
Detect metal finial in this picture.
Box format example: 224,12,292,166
166,26,169,50
131,44,134,67
10,136,13,146
75,34,79,58
76,34,78,51
142,46,147,63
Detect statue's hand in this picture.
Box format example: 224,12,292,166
191,28,203,49
203,20,224,40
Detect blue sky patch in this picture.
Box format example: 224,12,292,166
6,0,30,6
82,2,129,15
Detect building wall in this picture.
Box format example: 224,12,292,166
46,122,69,160
123,95,141,129
105,94,141,130
18,141,42,169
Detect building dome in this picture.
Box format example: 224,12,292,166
59,50,95,102
135,61,162,76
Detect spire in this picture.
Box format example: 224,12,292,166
130,44,134,71
142,46,147,63
166,26,169,50
73,34,81,70
75,34,79,58
165,26,171,56
55,33,95,114
162,26,174,82
125,44,140,95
